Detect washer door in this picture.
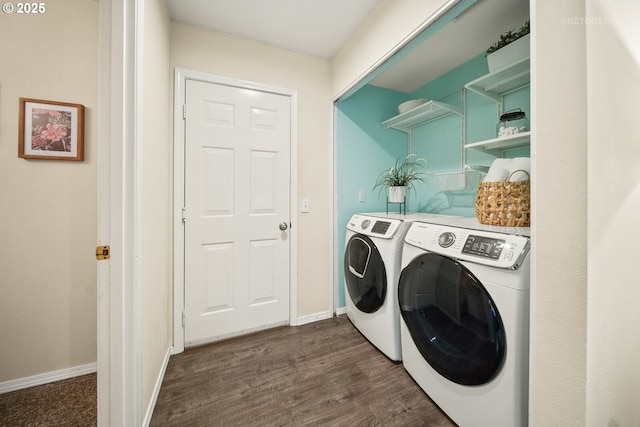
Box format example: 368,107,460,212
344,234,387,313
398,253,505,385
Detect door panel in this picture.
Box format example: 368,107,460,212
203,242,234,314
203,148,234,214
184,79,291,346
250,240,277,304
250,151,278,213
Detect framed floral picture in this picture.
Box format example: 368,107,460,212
18,98,85,161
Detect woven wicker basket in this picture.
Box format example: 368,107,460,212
475,170,530,227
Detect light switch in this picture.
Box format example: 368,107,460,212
301,198,310,213
358,190,366,202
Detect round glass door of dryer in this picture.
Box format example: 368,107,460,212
398,253,506,385
344,234,387,313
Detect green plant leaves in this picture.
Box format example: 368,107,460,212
486,20,530,54
372,154,430,196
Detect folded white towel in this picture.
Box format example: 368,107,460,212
484,166,509,183
509,170,530,181
490,158,513,172
509,157,531,181
485,158,512,182
484,157,531,182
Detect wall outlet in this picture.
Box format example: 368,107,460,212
358,190,366,202
301,198,310,213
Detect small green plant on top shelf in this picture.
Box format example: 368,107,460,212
486,20,530,54
373,154,430,202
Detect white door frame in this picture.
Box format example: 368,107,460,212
173,69,299,353
97,0,142,425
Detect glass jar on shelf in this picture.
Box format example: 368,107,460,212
497,108,529,138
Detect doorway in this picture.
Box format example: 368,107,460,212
173,69,299,352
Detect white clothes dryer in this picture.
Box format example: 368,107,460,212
344,213,459,361
398,217,530,427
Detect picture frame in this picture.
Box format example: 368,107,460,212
18,98,85,161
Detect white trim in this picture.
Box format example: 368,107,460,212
332,105,340,312
296,311,334,326
335,306,347,316
133,1,144,423
0,363,97,394
528,2,537,424
97,1,113,425
141,346,172,427
289,91,300,327
173,68,299,351
172,69,186,354
97,0,140,425
327,91,335,320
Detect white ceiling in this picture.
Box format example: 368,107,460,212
164,0,529,93
164,0,381,59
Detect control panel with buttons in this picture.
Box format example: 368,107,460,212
346,214,403,239
405,221,530,270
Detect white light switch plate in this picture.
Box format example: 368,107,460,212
301,198,310,213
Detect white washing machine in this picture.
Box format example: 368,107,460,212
398,217,530,427
344,212,459,361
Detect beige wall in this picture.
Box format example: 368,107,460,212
530,2,640,425
141,0,173,415
585,1,640,426
531,1,588,425
0,0,98,383
170,23,334,318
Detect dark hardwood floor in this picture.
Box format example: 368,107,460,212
151,315,456,426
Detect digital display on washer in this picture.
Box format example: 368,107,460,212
371,221,391,234
462,235,505,259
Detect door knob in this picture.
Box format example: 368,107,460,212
279,222,288,231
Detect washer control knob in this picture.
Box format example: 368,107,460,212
361,219,371,230
438,232,456,248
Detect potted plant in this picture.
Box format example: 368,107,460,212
373,154,429,203
486,20,530,72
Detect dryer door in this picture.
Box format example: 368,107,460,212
344,234,387,313
398,253,505,385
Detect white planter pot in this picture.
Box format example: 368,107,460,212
487,34,530,73
388,186,407,203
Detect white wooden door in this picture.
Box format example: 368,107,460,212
184,78,291,347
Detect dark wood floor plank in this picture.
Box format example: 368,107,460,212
151,315,456,427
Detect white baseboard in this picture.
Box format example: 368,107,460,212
296,310,333,326
335,306,347,316
142,346,173,427
0,362,97,394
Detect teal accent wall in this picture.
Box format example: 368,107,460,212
407,54,531,216
335,30,531,309
335,85,407,307
466,84,531,165
408,54,487,216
